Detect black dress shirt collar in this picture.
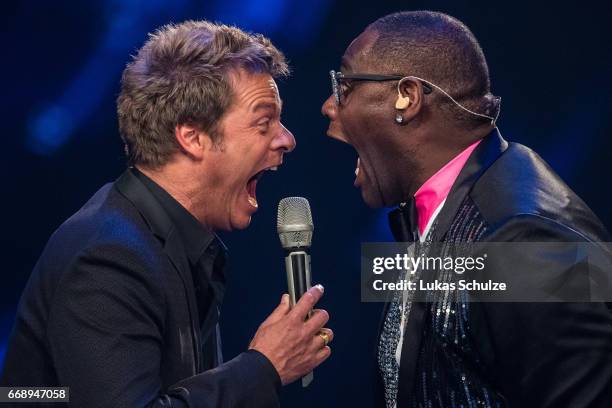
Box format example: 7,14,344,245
130,167,225,266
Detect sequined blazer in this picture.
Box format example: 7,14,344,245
380,129,612,407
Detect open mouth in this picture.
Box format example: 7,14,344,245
325,128,360,185
246,165,279,208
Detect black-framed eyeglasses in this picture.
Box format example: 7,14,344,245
329,70,432,106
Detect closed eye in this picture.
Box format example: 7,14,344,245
339,79,352,92
256,117,273,133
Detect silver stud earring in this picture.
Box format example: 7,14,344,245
395,114,404,124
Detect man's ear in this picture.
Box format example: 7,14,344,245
174,124,211,160
396,78,425,121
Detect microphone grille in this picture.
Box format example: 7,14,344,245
277,197,313,249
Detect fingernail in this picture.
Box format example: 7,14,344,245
281,294,289,303
315,284,324,293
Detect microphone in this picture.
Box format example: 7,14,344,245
277,197,314,387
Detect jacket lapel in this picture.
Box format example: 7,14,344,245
430,128,508,243
114,169,203,374
393,129,509,406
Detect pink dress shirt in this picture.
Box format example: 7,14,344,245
414,140,481,236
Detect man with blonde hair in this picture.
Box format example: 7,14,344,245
2,21,332,407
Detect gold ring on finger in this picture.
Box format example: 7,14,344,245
318,331,330,347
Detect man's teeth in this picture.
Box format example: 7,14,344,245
248,196,258,208
267,166,278,171
355,157,360,177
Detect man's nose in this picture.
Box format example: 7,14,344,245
321,94,337,120
272,123,296,153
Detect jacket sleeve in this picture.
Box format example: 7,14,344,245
475,214,612,407
47,243,280,408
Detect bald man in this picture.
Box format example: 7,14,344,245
322,10,612,408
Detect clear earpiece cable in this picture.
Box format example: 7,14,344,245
401,76,501,126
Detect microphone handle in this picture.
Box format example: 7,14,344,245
284,250,314,387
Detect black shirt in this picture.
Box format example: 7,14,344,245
132,167,227,370
1,168,282,406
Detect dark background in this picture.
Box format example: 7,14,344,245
2,0,611,406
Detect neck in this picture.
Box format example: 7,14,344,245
136,163,208,225
398,124,489,199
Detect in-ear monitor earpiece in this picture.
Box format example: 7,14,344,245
395,95,410,110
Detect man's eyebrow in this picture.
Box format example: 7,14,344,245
253,99,282,113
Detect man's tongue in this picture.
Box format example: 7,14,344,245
247,177,258,208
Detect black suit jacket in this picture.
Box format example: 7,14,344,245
384,129,612,407
1,170,280,407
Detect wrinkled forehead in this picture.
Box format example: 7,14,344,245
341,29,380,72
268,78,281,102
228,68,281,102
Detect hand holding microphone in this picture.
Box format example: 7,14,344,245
248,285,332,385
249,197,332,386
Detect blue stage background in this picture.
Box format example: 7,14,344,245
2,0,611,405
